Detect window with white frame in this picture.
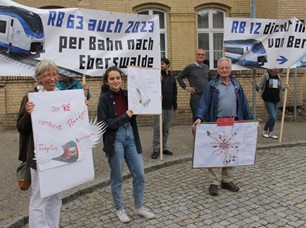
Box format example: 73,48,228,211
138,9,167,58
197,10,224,69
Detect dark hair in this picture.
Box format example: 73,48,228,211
101,66,124,94
161,57,170,66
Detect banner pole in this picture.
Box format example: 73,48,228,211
82,74,86,85
252,69,257,119
279,68,290,143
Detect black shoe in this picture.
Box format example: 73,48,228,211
208,184,219,196
163,149,173,155
221,181,240,192
151,152,159,159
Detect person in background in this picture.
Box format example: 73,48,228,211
254,68,288,139
151,57,177,159
56,74,91,101
193,57,253,196
97,66,155,223
17,59,62,228
176,49,210,122
83,83,90,100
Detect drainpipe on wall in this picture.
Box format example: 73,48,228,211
0,83,6,116
250,0,257,119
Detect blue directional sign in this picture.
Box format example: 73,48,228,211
277,56,288,65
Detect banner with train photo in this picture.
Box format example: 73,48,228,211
224,17,306,70
0,0,160,76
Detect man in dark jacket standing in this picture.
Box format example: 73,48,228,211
151,57,177,159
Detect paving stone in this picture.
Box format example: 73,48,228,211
1,123,306,227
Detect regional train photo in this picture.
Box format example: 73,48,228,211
0,6,44,55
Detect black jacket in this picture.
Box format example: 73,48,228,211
161,70,177,110
97,89,142,157
17,88,37,169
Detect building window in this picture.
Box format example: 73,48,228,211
138,9,167,58
197,10,224,69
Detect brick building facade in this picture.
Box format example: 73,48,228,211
0,0,305,129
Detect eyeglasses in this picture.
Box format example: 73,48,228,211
41,73,59,80
197,53,205,56
219,67,231,70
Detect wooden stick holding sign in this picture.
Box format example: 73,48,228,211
82,75,90,105
279,68,290,143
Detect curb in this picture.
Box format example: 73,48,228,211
4,141,306,228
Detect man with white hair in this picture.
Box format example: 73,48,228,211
193,57,253,196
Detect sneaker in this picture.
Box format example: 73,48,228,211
208,184,219,196
262,131,269,138
137,206,155,219
269,133,278,139
116,208,130,223
151,152,159,159
163,149,173,155
221,181,240,192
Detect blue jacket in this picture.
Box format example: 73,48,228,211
97,89,142,157
196,75,253,122
56,78,91,100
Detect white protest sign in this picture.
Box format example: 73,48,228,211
0,0,160,76
224,17,306,70
193,121,258,168
29,90,104,197
127,66,161,115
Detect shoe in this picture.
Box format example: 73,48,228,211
269,133,278,139
137,206,155,219
116,208,130,223
262,131,269,138
221,181,240,192
208,184,219,196
151,152,159,159
163,149,173,155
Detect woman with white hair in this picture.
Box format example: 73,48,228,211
17,59,62,228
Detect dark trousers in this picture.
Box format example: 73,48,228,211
190,94,202,122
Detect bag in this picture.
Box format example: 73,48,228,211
16,162,31,190
259,73,282,98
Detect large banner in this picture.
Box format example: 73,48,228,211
224,17,306,70
193,120,258,168
29,90,104,197
0,0,160,76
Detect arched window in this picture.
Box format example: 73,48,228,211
138,9,167,58
197,10,224,69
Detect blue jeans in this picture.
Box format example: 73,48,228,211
264,101,280,132
107,123,145,209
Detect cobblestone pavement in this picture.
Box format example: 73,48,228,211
60,145,306,227
1,121,306,227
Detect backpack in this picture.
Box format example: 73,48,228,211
259,73,281,98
